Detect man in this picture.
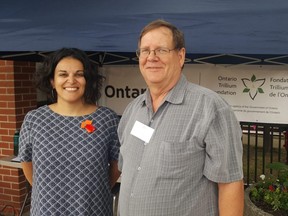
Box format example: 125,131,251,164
118,19,244,216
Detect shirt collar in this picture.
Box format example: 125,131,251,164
141,74,187,107
165,74,187,104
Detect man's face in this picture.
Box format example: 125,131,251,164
138,26,185,89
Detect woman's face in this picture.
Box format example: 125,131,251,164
50,57,86,105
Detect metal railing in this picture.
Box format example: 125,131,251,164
240,122,288,186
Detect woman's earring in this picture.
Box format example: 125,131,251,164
51,88,56,101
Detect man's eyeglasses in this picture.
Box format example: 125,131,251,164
136,47,177,58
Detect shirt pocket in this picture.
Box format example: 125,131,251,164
157,141,204,179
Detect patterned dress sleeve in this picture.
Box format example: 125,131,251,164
108,110,121,162
19,112,33,162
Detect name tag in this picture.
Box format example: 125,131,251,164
130,121,155,143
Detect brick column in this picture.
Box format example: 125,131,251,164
0,60,37,215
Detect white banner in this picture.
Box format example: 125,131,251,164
99,65,200,115
99,65,146,115
100,64,288,124
199,65,288,124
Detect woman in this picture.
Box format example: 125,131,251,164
19,48,121,216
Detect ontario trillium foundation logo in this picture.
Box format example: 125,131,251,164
241,74,265,100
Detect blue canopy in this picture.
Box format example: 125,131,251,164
1,0,288,64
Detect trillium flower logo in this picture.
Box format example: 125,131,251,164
241,74,265,100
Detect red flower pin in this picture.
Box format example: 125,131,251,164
81,120,96,133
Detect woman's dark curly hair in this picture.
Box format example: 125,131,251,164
35,48,104,104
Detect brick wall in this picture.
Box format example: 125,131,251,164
0,60,37,215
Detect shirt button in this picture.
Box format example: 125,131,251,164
137,166,141,171
131,193,134,197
